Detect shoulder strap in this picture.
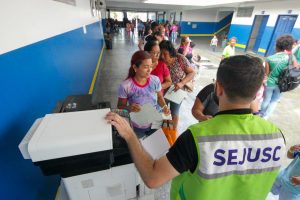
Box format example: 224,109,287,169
269,53,290,77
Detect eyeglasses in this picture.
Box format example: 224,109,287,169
150,51,160,56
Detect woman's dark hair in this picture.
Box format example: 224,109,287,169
127,51,151,79
144,25,151,36
144,40,159,52
159,40,177,58
153,31,163,37
217,55,265,102
276,34,295,52
180,36,189,44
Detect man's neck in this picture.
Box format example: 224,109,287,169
219,101,250,112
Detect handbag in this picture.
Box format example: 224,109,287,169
278,55,300,92
161,120,177,146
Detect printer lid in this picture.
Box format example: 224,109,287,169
28,109,113,162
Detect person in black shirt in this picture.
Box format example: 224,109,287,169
192,83,219,121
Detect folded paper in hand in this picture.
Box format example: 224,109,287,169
164,85,187,104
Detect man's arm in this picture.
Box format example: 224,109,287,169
105,112,179,188
264,61,270,76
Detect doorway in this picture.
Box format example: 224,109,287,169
266,15,298,56
247,15,269,53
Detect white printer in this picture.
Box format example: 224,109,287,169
19,108,138,200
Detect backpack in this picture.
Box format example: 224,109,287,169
278,55,300,92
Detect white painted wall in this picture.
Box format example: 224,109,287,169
181,8,219,22
0,0,103,54
231,0,300,28
166,8,232,23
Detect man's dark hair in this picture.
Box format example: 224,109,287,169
217,55,265,102
159,40,177,57
276,34,295,52
144,40,159,52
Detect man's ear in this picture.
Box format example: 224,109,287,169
215,81,224,97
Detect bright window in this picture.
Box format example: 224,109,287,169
110,11,123,21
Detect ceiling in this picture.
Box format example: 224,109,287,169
105,0,279,11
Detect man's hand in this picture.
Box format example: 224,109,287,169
291,176,300,186
130,103,141,112
105,112,135,141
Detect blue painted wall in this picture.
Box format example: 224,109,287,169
215,13,234,32
292,28,300,40
257,26,274,55
228,24,252,50
0,21,104,199
180,13,233,35
180,21,215,34
228,20,300,56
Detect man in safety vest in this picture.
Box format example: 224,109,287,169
106,55,286,200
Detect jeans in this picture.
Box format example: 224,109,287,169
260,86,281,119
171,32,177,44
211,45,217,52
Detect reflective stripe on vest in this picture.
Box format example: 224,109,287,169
197,133,285,179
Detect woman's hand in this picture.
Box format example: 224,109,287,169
163,106,171,115
129,103,141,112
291,176,300,186
287,144,300,158
175,82,184,91
199,115,213,121
105,112,135,141
290,144,300,152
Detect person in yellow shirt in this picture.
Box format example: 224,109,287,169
222,37,237,60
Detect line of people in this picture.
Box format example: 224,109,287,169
105,25,300,199
106,54,287,200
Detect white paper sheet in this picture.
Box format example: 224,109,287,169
130,103,162,126
140,129,170,159
164,85,187,104
162,113,172,120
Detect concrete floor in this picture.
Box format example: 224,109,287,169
93,30,300,168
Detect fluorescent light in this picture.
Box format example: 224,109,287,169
144,0,258,6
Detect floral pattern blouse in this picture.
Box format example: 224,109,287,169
168,53,192,84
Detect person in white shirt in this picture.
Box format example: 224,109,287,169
210,35,218,52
